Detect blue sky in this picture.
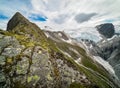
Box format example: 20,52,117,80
0,0,120,30
0,13,8,20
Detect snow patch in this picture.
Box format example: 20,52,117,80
58,49,72,58
61,38,75,45
107,35,118,41
82,42,90,53
93,56,120,85
66,39,72,43
89,44,93,49
93,56,115,75
58,33,62,37
69,47,79,55
44,32,50,38
75,58,81,64
64,52,72,58
102,40,106,43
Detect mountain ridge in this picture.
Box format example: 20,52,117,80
0,12,119,88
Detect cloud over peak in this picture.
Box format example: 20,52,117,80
0,0,120,30
75,13,97,23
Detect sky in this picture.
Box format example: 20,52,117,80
0,0,120,31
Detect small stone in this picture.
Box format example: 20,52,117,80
0,72,6,83
0,34,4,38
16,57,29,74
2,47,22,57
0,56,6,66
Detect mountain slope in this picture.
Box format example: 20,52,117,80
0,12,119,88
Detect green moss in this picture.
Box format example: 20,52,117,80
47,38,59,52
27,76,32,83
81,54,109,80
54,41,86,60
33,75,40,81
14,34,28,40
13,81,26,88
69,82,85,88
6,57,13,64
69,82,100,88
27,75,40,83
23,41,35,47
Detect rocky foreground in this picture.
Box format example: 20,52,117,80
0,12,119,88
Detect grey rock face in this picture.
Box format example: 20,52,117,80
0,72,6,87
7,12,29,31
80,35,120,81
80,39,105,59
114,65,120,80
108,49,120,79
95,35,120,80
98,36,120,59
96,23,115,38
0,56,6,66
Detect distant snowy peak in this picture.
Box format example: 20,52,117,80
64,24,120,43
43,24,120,44
96,23,115,38
115,25,120,34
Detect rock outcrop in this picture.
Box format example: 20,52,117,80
0,12,119,88
96,23,115,38
7,12,29,31
7,12,47,43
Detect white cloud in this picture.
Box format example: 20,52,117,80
0,0,120,33
29,0,120,31
0,19,8,30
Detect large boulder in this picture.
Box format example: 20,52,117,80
96,23,115,38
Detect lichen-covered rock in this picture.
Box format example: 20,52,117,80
0,72,6,88
108,50,120,80
2,46,22,57
0,34,4,38
16,57,29,74
0,56,6,66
